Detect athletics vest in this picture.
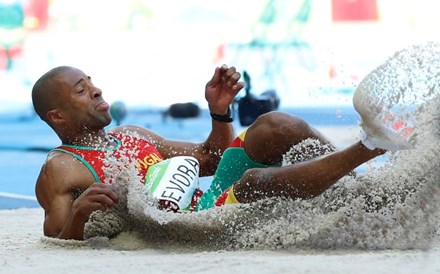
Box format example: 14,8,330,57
51,132,164,183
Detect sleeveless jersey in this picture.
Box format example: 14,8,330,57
51,132,164,184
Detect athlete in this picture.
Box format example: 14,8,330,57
32,65,385,240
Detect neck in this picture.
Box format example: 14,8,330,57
61,129,116,148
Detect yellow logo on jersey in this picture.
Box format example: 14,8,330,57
136,153,163,170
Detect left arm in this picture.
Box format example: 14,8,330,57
197,64,244,175
124,65,244,176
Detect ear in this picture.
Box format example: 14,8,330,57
46,109,65,125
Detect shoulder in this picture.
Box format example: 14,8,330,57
110,125,164,144
111,124,150,135
36,151,96,198
45,150,81,171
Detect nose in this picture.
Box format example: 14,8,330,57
92,86,102,98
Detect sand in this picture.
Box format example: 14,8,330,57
2,132,437,274
1,207,439,274
2,138,439,274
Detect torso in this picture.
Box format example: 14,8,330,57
50,132,164,184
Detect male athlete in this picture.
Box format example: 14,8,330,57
32,65,385,240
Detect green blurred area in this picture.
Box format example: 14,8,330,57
0,2,24,29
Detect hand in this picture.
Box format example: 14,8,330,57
71,183,119,222
205,65,244,114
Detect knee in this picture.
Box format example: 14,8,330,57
253,111,333,146
251,111,311,138
244,111,313,164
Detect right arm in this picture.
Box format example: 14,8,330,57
35,153,118,240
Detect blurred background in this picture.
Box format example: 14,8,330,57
1,0,439,208
1,0,439,112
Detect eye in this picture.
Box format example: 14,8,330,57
76,87,86,94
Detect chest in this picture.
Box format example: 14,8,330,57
55,134,164,184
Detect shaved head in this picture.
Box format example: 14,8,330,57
31,66,112,139
32,66,73,123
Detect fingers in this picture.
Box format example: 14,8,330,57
91,195,116,211
89,183,118,199
212,64,243,87
232,81,245,91
78,183,119,212
220,65,244,91
221,65,237,82
218,64,228,74
209,66,222,85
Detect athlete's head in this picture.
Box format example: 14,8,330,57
32,66,112,134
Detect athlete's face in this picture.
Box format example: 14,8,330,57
53,67,112,130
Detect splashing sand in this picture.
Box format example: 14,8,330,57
354,41,440,150
66,42,440,252
80,133,438,251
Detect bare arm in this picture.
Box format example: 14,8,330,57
35,153,118,240
198,65,244,174
118,65,244,176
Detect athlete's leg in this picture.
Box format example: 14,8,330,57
243,111,335,165
197,111,340,210
233,141,385,203
196,111,328,210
